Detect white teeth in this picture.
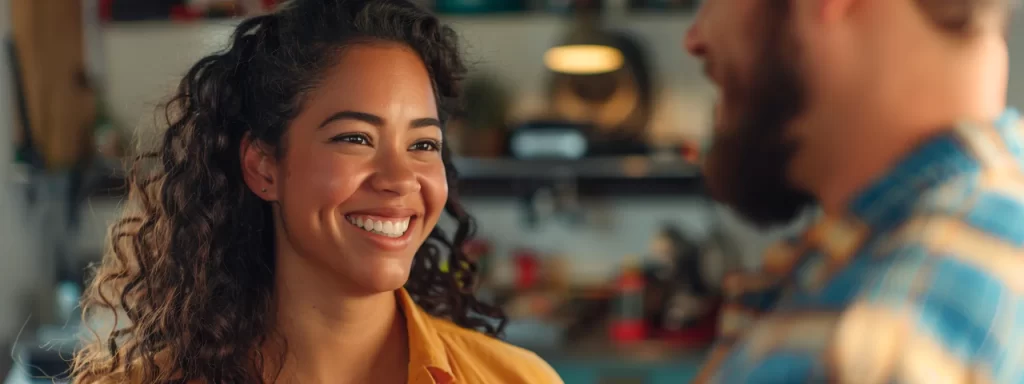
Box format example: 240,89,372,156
345,215,412,238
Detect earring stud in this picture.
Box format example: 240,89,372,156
261,188,267,193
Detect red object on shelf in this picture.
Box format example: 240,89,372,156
609,258,647,344
512,249,540,290
170,5,203,22
462,239,492,260
679,142,700,163
610,319,646,342
98,0,113,21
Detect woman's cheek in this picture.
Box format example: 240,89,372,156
301,155,365,204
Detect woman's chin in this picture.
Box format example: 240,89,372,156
348,260,412,294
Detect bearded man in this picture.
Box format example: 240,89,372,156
685,0,1024,382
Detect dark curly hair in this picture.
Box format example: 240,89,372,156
72,1,505,382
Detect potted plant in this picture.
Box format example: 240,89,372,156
452,74,511,158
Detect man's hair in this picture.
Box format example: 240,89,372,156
916,0,1013,35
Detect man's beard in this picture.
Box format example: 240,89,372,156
704,6,816,228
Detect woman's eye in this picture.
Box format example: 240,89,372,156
410,140,441,152
330,133,371,145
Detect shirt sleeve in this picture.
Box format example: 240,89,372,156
525,351,565,384
693,239,802,383
692,271,788,383
701,243,1020,384
829,245,1017,384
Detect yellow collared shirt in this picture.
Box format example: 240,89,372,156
398,289,564,384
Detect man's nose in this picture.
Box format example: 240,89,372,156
684,2,710,59
684,22,708,58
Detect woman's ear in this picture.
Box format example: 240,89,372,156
240,134,280,201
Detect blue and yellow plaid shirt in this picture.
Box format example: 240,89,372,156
697,110,1024,384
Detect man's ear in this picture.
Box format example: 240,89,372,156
240,135,279,201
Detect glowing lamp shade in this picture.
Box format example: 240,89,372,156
544,44,624,75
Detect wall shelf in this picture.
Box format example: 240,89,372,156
453,156,704,197
87,156,703,199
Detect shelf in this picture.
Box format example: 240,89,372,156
454,156,698,179
99,11,694,27
88,167,129,199
453,156,704,197
87,157,703,199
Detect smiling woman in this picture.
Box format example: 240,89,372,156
70,1,562,383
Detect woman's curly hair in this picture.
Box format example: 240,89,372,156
72,1,505,382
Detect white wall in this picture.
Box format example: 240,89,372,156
70,11,1024,285
101,15,716,147
80,14,800,287
1011,18,1024,105
99,12,1024,145
0,0,39,367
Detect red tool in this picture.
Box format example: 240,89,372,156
512,249,540,290
610,257,646,344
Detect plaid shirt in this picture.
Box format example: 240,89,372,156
696,110,1024,384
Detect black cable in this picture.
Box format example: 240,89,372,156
4,37,44,170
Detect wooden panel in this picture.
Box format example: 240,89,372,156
11,0,96,170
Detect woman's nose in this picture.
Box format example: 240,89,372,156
370,153,420,196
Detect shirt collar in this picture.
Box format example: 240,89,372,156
845,109,1022,228
397,288,454,384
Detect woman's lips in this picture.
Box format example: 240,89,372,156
343,214,417,252
345,214,411,237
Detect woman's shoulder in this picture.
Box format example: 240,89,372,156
429,319,563,383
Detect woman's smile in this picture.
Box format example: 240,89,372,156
343,207,419,252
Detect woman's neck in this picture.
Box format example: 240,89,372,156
266,251,409,384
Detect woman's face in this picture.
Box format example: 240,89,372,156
253,44,447,295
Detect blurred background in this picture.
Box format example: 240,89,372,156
0,1,1020,383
